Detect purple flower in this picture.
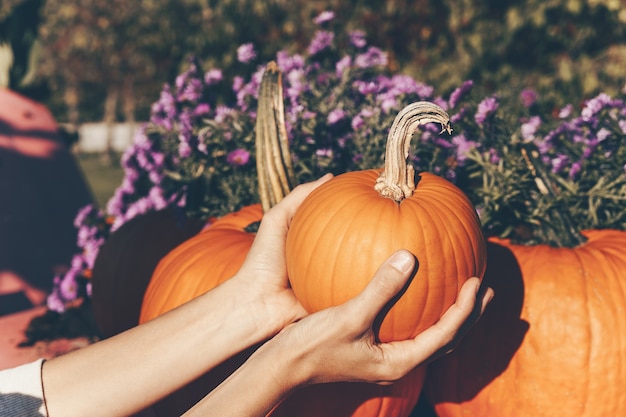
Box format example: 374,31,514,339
308,30,334,55
237,43,256,63
335,55,352,77
73,204,98,228
193,103,210,116
597,127,611,141
448,80,474,108
354,80,379,95
316,148,333,158
351,115,364,130
59,271,78,300
581,93,611,122
569,161,582,179
354,47,387,68
227,149,251,166
520,88,538,108
313,10,334,25
204,69,223,85
276,51,304,72
475,97,499,126
521,116,542,141
452,134,477,163
349,30,367,48
47,292,65,312
327,108,346,124
178,78,203,102
551,154,569,173
558,104,573,119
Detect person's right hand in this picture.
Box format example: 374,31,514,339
256,249,494,387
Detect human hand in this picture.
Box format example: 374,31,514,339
230,173,334,336
257,249,494,387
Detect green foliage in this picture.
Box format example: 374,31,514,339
4,0,618,123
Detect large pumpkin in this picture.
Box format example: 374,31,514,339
277,102,487,417
424,229,626,417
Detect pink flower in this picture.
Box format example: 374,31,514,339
520,88,538,108
475,97,499,126
227,148,251,166
237,43,256,63
308,31,334,55
313,10,334,25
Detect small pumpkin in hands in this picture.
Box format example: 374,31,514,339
285,101,487,343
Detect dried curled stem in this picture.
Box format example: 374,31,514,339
375,101,452,202
255,62,296,212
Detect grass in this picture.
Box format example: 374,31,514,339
75,152,125,209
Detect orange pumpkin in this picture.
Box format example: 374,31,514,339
424,229,626,417
286,102,487,342
139,204,262,320
277,102,487,417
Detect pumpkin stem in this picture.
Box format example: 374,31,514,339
520,144,587,247
255,62,296,212
375,101,452,202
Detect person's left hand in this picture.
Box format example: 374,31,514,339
230,174,334,337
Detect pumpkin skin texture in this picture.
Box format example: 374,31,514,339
140,204,262,319
425,229,626,417
286,169,487,343
138,204,263,417
91,208,205,338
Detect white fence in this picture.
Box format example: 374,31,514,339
74,122,141,153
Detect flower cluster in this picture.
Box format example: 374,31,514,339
49,11,626,312
47,204,111,311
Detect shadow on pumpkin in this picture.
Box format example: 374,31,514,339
423,241,530,405
91,208,205,339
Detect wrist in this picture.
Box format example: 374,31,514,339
226,273,305,341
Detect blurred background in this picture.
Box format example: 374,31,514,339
4,1,626,195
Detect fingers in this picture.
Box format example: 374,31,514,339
410,278,493,361
260,173,334,229
243,174,333,266
347,250,417,325
376,278,493,377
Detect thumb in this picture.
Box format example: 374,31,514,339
348,250,417,325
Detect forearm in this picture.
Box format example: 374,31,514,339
43,278,277,417
183,337,306,417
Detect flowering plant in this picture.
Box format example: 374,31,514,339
47,11,626,312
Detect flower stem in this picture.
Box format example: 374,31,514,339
375,101,452,202
521,144,587,247
255,62,296,212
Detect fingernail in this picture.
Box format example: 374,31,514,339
389,250,414,274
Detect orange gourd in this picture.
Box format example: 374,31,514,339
424,229,626,417
277,102,486,417
286,102,487,342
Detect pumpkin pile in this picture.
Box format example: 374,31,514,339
92,58,626,417
135,64,487,416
